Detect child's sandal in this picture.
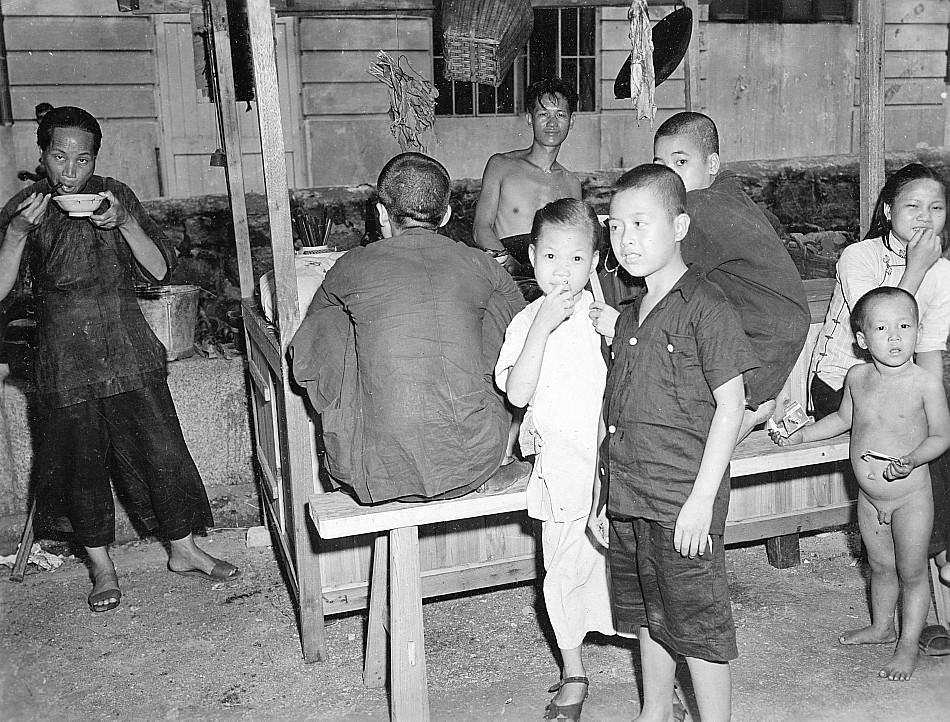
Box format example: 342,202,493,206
543,676,589,721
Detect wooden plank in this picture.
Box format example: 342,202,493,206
363,534,389,688
884,24,947,52
10,88,156,119
886,0,950,25
861,0,886,237
684,0,700,111
311,432,851,539
854,51,948,80
303,83,393,116
321,555,538,616
723,502,855,545
6,51,155,85
388,526,429,722
4,0,120,16
314,480,530,539
880,79,946,105
601,78,690,111
299,16,430,52
602,16,708,53
209,0,256,300
704,22,855,161
4,17,154,51
130,0,436,13
300,50,430,84
242,301,281,373
765,533,802,568
246,0,327,664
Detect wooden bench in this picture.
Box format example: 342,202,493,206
309,431,850,721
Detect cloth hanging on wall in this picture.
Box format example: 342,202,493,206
628,0,657,127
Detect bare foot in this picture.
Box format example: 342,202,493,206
879,642,919,681
550,679,588,707
839,625,897,645
940,563,950,587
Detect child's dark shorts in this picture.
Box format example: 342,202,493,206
609,517,738,662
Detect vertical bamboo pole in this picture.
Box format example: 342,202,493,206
859,0,885,236
683,0,700,111
245,0,327,663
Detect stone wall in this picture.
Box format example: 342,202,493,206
139,149,950,345
0,356,257,553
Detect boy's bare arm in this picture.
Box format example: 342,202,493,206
775,374,854,447
587,415,608,548
473,155,507,253
674,374,745,559
92,190,168,281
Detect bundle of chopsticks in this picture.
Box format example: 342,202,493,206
292,204,333,247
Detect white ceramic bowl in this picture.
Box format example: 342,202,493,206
53,193,105,217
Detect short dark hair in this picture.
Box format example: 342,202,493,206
850,286,918,336
34,102,54,117
37,106,102,156
614,164,687,220
530,198,602,254
655,111,719,158
376,152,451,229
525,77,578,116
865,163,948,247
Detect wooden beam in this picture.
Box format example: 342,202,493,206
859,0,885,236
683,0,701,111
208,0,254,299
245,0,328,665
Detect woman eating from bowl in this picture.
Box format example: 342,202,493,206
0,106,240,615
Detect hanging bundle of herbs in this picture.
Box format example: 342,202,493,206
367,51,439,153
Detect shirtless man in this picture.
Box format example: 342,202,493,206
773,287,950,682
473,77,583,280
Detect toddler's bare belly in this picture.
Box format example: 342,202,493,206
852,454,931,514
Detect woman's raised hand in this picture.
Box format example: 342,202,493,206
6,193,50,241
905,226,942,277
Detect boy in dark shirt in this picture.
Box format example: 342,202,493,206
589,164,758,721
653,112,809,438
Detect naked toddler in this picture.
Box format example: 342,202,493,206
773,286,950,681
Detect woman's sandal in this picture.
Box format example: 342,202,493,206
543,676,589,721
87,571,121,613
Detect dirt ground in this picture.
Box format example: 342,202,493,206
2,526,950,721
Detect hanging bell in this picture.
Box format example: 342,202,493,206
209,148,227,167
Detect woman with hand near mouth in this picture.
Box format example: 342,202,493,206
810,163,950,419
0,106,240,615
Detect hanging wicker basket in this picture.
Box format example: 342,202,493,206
441,0,533,87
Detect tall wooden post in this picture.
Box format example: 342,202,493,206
207,0,254,298
859,0,885,236
245,0,327,663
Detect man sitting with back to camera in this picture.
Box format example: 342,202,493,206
290,152,528,503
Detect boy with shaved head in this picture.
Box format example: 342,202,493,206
654,112,809,437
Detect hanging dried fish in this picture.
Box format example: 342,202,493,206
628,0,656,127
367,51,439,153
